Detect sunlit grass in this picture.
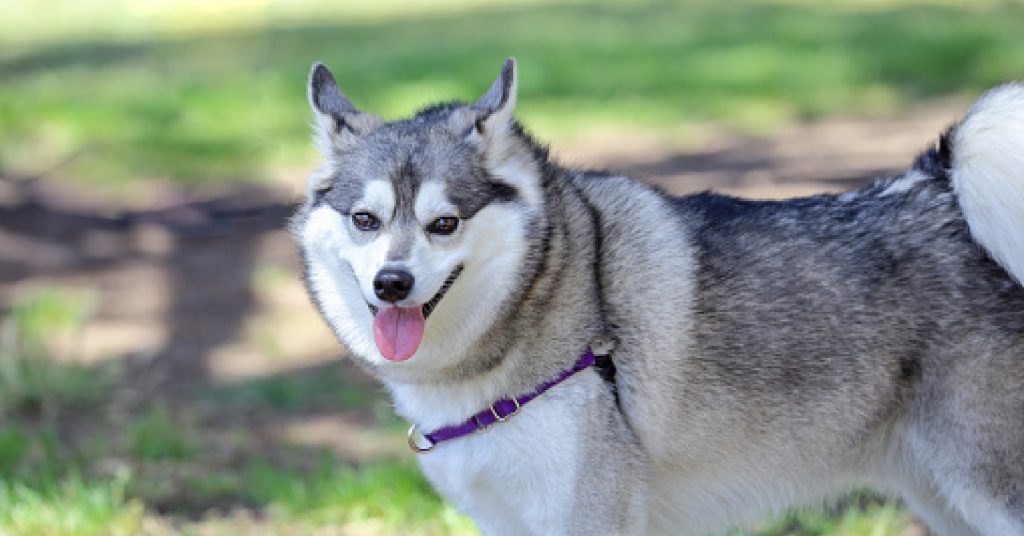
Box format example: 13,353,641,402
0,0,1007,48
3,0,1024,188
741,498,910,536
0,460,480,536
0,473,145,536
0,0,572,48
242,458,479,534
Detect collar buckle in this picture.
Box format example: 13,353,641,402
491,396,520,423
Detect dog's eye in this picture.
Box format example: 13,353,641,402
426,216,459,235
351,212,381,231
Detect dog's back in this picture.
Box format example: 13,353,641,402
581,84,1024,535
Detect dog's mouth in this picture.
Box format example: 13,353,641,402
422,265,463,318
368,265,463,362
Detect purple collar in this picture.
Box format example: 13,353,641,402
407,348,597,453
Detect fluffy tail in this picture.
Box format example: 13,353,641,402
949,83,1024,285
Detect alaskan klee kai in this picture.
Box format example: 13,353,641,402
293,59,1024,535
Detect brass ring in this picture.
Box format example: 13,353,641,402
407,424,435,454
491,397,521,423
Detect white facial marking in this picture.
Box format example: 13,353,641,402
300,180,406,365
301,205,380,361
415,181,458,222
358,180,397,220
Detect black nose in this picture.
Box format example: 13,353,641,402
373,268,415,303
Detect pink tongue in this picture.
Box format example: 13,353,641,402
372,306,425,361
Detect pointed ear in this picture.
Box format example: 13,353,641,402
469,58,518,139
462,59,542,207
307,63,382,153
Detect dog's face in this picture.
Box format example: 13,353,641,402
296,59,543,371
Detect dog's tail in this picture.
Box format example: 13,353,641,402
947,83,1024,285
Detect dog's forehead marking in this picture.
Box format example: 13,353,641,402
357,180,396,218
415,181,457,219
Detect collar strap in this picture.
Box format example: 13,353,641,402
407,348,597,453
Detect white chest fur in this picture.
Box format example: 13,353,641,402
391,374,594,536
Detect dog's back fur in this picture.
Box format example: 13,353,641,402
294,61,1024,535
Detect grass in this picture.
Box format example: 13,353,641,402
0,285,917,535
0,416,909,536
0,287,111,418
2,0,1024,189
0,456,478,536
129,407,198,462
242,458,477,533
0,472,145,536
740,498,909,536
0,286,475,535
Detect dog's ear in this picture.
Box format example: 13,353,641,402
308,63,382,154
467,58,518,142
460,58,542,206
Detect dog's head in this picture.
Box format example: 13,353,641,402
295,59,545,372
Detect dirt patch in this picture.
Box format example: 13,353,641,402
558,102,958,198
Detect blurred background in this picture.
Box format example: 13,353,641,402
1,0,1022,534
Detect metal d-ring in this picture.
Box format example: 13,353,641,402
407,424,435,454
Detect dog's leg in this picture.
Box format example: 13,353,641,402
565,385,650,535
902,376,1024,536
950,491,1024,536
902,435,1024,535
898,479,984,536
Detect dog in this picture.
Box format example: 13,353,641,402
292,58,1024,535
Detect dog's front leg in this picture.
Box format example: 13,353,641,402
564,389,650,536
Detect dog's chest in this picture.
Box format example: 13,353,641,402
414,391,585,535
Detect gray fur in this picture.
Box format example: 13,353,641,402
293,61,1024,535
309,63,360,122
472,58,516,118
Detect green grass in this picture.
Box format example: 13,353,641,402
0,447,912,536
209,366,385,415
128,407,198,462
242,458,478,533
0,287,112,418
0,473,145,536
740,498,909,536
2,0,1024,188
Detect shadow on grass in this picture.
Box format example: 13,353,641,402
2,0,1023,185
0,198,424,536
0,176,473,534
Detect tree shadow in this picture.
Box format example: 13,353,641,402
0,178,414,521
